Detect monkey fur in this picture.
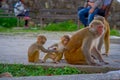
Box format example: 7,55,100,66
64,20,108,65
28,35,57,63
43,35,70,63
94,15,110,56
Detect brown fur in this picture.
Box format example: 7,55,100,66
94,16,110,56
43,35,70,63
28,35,57,63
64,20,107,65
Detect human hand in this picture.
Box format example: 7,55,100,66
89,8,94,14
24,9,27,12
88,2,94,7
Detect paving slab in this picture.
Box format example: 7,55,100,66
0,32,120,80
0,71,120,80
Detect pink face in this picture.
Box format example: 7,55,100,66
97,25,103,35
63,39,69,45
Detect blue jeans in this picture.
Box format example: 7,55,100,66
78,7,99,26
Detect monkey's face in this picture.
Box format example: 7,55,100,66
37,36,46,45
41,39,46,45
89,20,105,36
97,25,104,35
62,38,69,45
90,24,104,36
37,35,47,45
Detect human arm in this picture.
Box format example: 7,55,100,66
92,0,103,9
102,0,112,10
104,0,113,18
89,0,103,14
84,0,89,8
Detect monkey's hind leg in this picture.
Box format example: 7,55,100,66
28,54,35,62
103,31,110,56
44,53,56,62
54,53,63,63
43,54,49,62
34,51,40,63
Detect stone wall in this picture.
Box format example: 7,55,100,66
4,0,120,29
108,0,120,29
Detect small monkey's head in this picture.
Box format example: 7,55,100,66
89,20,104,36
61,35,70,46
94,15,105,24
37,35,47,45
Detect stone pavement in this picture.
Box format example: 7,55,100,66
0,32,120,80
0,72,120,80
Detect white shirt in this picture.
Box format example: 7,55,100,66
14,1,25,16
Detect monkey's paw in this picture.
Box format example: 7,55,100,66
100,61,109,65
90,62,101,66
102,53,109,57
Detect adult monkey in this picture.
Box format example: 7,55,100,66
64,20,108,65
94,15,110,56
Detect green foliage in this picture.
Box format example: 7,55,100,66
0,10,4,13
0,10,16,27
0,19,120,37
43,20,78,31
0,18,17,28
0,27,41,33
0,10,23,28
110,29,120,36
0,64,86,77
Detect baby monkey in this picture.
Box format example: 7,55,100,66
28,35,57,63
43,35,70,63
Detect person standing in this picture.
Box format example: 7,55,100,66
14,0,30,28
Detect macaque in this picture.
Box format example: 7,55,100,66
43,35,70,63
64,20,108,65
0,72,12,78
28,35,57,63
94,15,110,56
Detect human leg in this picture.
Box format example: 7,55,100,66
88,8,99,25
23,11,30,28
17,12,29,28
78,7,90,27
25,20,28,27
97,9,105,17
